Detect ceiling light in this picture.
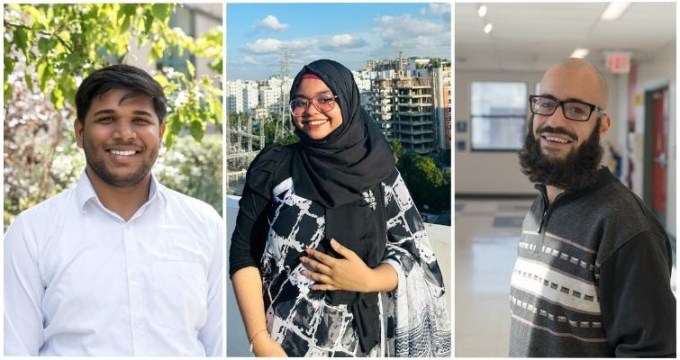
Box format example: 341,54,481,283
478,5,487,17
601,2,631,20
483,23,493,34
570,48,589,59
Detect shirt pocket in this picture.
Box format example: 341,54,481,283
152,261,207,330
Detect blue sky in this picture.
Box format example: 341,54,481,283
227,3,451,80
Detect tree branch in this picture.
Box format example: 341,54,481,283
4,20,74,53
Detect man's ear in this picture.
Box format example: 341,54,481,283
599,114,611,137
158,122,166,141
74,119,84,149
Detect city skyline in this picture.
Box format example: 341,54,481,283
227,3,451,80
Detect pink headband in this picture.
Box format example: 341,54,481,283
301,73,321,80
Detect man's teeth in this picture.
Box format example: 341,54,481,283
545,136,569,143
110,150,136,156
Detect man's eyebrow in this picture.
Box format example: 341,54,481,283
92,109,154,117
93,109,115,117
539,93,591,104
132,110,153,117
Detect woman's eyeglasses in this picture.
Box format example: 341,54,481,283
289,95,338,117
529,95,606,122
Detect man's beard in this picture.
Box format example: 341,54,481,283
518,116,604,190
83,141,156,188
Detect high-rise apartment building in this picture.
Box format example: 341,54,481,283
243,82,259,111
394,77,436,154
227,80,245,114
433,64,452,150
366,56,451,154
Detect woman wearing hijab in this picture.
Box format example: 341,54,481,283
230,59,450,357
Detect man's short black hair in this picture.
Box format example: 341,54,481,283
75,64,167,123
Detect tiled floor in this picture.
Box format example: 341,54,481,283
455,198,677,357
455,199,532,357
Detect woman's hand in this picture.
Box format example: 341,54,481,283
252,334,287,357
301,238,398,292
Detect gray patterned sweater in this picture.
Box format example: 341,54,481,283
509,167,675,357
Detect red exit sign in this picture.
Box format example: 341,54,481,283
606,52,631,74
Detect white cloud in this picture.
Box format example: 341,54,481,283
375,14,444,40
242,38,283,54
285,38,318,51
424,3,451,15
319,34,367,51
372,13,450,59
256,15,288,32
242,56,260,65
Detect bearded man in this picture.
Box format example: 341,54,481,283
510,58,675,357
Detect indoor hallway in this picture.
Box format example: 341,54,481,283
455,197,677,357
455,198,532,356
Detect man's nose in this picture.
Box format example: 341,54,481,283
113,121,136,140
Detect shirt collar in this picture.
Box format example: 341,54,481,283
76,171,165,212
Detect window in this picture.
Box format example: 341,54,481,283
470,82,527,151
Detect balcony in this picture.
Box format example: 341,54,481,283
397,128,434,136
399,136,435,145
397,93,432,99
225,195,451,356
395,119,432,126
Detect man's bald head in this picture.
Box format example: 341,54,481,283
541,58,609,109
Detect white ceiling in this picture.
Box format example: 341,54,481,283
455,2,676,72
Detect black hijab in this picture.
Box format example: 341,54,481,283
289,59,395,208
289,59,395,353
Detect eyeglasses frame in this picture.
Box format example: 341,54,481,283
289,94,339,116
528,95,607,122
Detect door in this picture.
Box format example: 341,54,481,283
648,87,668,225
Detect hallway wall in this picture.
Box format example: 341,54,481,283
455,45,676,237
454,69,623,195
632,40,676,235
454,70,539,195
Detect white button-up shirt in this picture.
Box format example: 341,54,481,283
4,172,224,356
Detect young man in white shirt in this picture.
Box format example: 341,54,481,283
4,64,224,356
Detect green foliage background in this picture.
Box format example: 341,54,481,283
392,140,451,214
4,4,224,228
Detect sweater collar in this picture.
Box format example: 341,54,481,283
534,167,618,203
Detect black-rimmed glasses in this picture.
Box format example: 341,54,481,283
529,95,606,122
289,95,338,117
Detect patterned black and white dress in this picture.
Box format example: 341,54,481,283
234,146,451,357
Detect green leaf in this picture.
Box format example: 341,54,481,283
210,98,223,123
4,83,13,104
4,57,16,82
38,37,52,54
144,12,154,33
150,38,166,61
14,28,28,54
186,59,195,78
59,75,76,106
189,119,204,142
164,131,175,148
24,73,33,91
166,112,182,136
151,4,172,21
120,14,131,33
37,60,50,92
50,86,64,110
